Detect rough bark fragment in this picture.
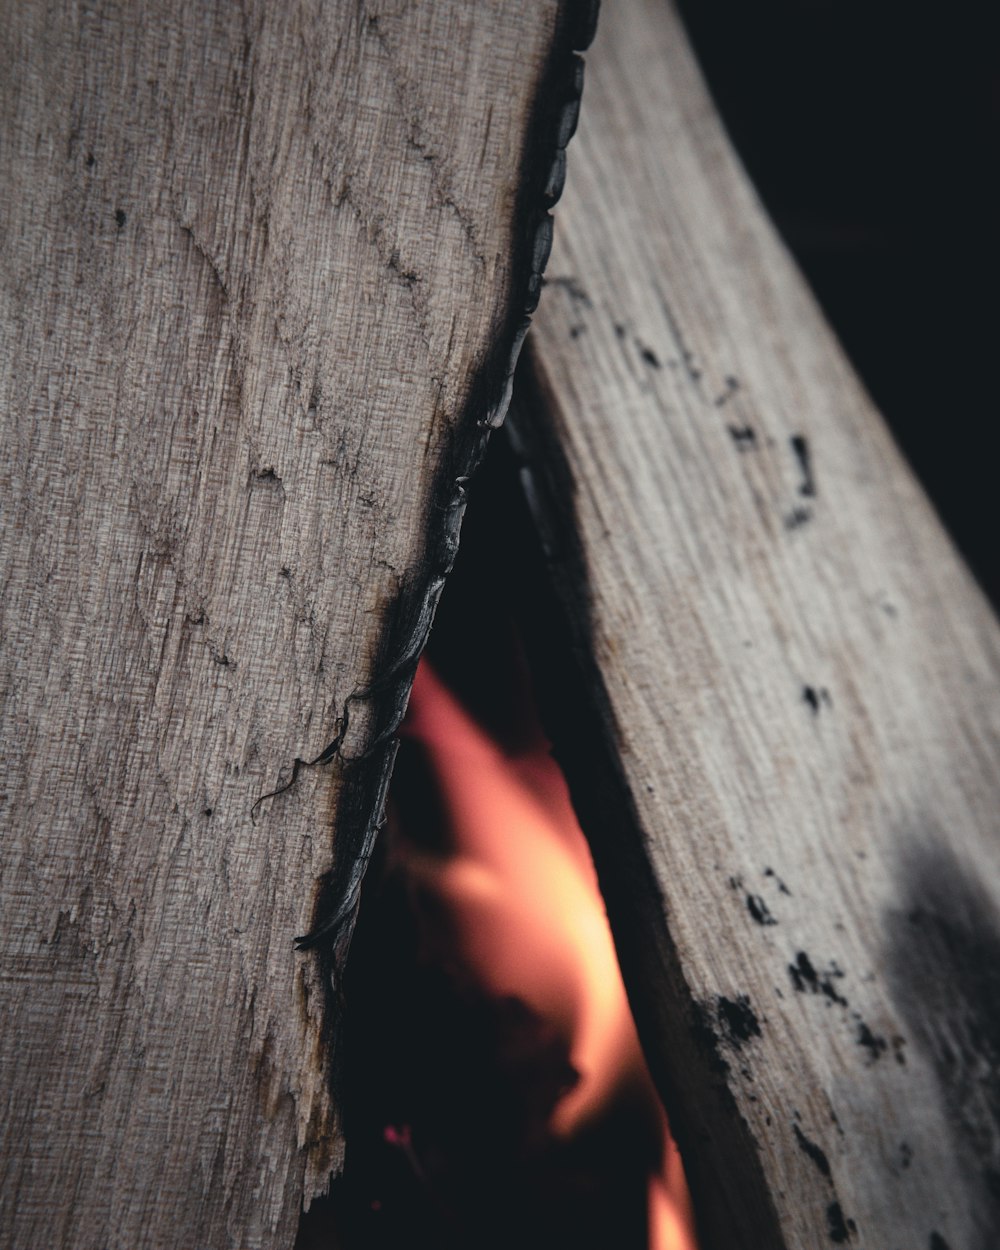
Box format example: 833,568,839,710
514,2,1000,1247
0,2,591,1246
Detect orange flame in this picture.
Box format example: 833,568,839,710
395,661,698,1250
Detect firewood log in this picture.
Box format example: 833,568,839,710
0,3,593,1246
513,2,1000,1247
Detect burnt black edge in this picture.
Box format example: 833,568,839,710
504,342,788,1250
291,1,600,1112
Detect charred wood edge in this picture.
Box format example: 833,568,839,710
288,8,600,1162
502,343,787,1250
249,1,600,986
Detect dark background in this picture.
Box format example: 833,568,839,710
676,0,998,606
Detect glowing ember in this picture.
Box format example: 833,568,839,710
392,660,698,1250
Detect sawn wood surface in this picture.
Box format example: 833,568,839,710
516,2,1000,1247
0,2,591,1246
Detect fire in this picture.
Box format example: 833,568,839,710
391,660,698,1250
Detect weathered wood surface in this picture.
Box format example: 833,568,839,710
514,1,1000,1246
0,2,592,1246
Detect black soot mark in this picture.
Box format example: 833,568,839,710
802,685,832,715
764,867,792,896
789,952,848,1007
728,424,757,449
746,894,778,925
793,1123,832,1178
714,375,740,407
692,993,762,1068
885,836,1000,1247
855,1019,888,1063
826,1200,856,1242
784,505,812,530
715,994,762,1049
790,433,816,497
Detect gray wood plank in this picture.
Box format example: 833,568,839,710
0,2,591,1245
514,2,1000,1246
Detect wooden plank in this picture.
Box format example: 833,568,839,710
0,3,593,1246
513,1,1000,1246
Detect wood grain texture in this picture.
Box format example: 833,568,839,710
0,2,592,1246
514,1,1000,1246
